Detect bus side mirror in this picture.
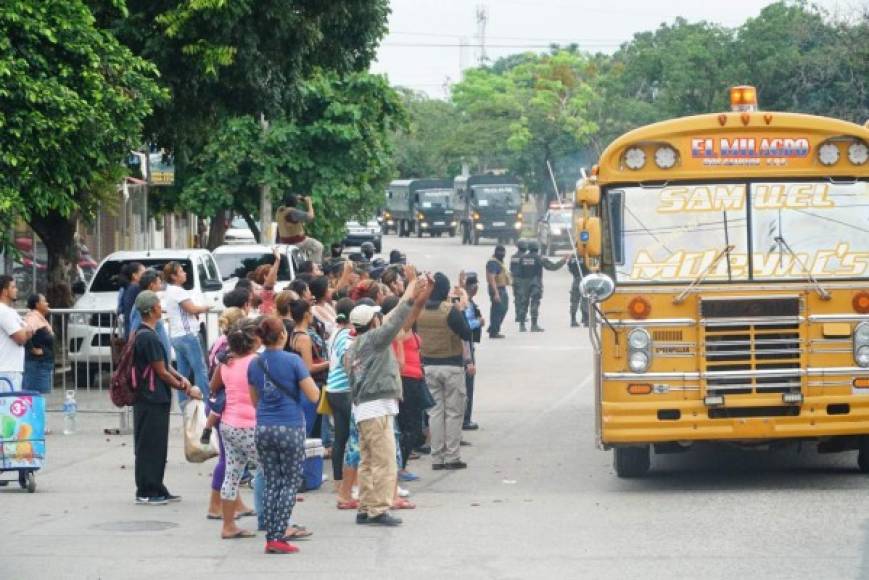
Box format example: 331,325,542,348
576,184,600,207
580,272,615,303
577,216,602,257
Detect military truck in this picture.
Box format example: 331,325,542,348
454,174,523,245
385,179,457,238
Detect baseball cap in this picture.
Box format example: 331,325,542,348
350,304,382,327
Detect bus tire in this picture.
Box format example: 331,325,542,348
613,446,650,478
858,442,869,473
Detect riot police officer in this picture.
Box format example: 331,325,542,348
510,239,531,331
360,241,376,262
567,255,590,327
521,240,567,332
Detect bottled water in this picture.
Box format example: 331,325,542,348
63,390,78,435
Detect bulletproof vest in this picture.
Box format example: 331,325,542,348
416,302,463,360
510,251,525,278
520,255,542,279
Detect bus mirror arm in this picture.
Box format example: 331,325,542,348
772,236,832,301
673,244,735,305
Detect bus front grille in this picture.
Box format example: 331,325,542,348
701,297,802,396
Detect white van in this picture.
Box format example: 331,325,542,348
212,244,303,291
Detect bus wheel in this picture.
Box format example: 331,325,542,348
613,446,650,478
858,441,869,473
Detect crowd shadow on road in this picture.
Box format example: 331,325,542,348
613,442,866,492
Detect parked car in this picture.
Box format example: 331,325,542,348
536,204,575,256
223,215,257,245
343,218,382,253
212,244,303,289
67,249,227,385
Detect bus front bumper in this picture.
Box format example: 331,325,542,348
601,394,869,445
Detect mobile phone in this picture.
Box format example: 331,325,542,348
451,297,460,304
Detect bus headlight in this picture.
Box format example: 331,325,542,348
624,147,646,170
818,143,840,166
629,351,650,373
628,328,651,350
848,142,868,165
627,328,652,373
855,322,869,367
654,146,678,169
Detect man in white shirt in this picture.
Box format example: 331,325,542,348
161,262,211,403
0,276,32,391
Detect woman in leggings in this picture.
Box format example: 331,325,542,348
249,317,319,555
210,318,259,539
325,298,356,508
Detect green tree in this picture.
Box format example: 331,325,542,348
0,0,165,294
391,89,461,179
107,0,392,214
180,72,405,247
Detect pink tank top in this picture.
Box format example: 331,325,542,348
219,353,256,428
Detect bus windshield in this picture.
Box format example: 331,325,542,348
609,180,869,283
473,185,521,208
418,189,452,208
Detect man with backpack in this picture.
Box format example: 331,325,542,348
129,291,201,505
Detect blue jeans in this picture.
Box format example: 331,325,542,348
171,334,210,405
488,287,509,336
22,358,53,394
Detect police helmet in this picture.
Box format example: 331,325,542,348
516,239,529,251
527,240,540,253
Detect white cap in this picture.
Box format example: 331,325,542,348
350,304,381,327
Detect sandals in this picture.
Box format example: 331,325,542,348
392,498,416,510
337,499,360,510
221,529,256,539
284,525,313,540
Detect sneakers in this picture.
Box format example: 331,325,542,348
444,461,468,470
367,513,403,527
355,512,369,525
136,496,168,506
432,463,445,471
397,486,411,498
265,539,299,554
462,422,479,431
398,470,420,482
165,494,182,503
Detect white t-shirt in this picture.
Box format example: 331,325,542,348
163,284,199,338
0,303,25,373
352,398,398,424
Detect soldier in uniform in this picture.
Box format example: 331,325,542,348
568,255,590,327
521,240,567,332
510,240,531,331
485,245,511,339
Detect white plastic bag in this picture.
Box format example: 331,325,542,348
183,400,218,463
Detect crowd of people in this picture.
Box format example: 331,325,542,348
113,238,488,555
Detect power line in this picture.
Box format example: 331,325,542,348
382,41,621,49
389,30,626,43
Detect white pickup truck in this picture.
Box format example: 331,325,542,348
67,249,228,385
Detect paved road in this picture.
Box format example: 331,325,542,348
3,234,869,580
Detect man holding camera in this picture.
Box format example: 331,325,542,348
416,273,473,470
275,193,324,263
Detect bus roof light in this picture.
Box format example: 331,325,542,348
730,85,758,112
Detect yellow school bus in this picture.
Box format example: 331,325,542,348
574,86,869,477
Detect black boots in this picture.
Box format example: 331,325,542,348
519,321,527,332
531,318,544,332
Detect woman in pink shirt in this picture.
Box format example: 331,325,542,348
209,318,259,539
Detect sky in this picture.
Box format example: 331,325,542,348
371,0,860,98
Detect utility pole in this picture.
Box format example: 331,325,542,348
476,4,489,66
259,113,272,245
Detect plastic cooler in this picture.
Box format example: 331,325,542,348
303,438,324,491
0,389,46,492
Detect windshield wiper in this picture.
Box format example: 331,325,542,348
771,235,831,300
673,244,735,305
